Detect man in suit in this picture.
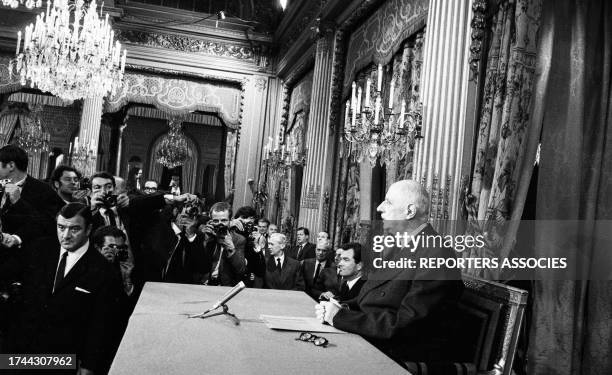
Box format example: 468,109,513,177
11,203,122,374
335,242,365,301
312,247,344,300
316,180,463,364
286,227,315,261
201,202,246,286
301,235,333,299
264,233,304,291
50,165,88,205
0,145,64,244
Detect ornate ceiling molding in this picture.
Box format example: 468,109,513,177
116,29,271,68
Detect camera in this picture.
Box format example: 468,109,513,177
100,192,118,208
115,248,129,262
209,221,229,236
183,203,200,219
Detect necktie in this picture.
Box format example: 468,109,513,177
297,245,303,259
340,280,349,298
314,262,322,281
53,252,68,293
276,258,282,272
105,209,117,227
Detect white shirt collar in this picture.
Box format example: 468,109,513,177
59,240,89,276
274,252,285,265
171,222,182,236
347,275,362,290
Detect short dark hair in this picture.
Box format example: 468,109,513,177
0,145,28,171
57,203,92,227
297,227,310,236
92,225,126,248
209,201,232,217
234,206,256,219
258,218,270,226
90,172,115,187
340,242,362,264
50,165,81,186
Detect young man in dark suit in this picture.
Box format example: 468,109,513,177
335,242,365,302
264,233,304,291
316,180,464,364
11,203,123,374
286,227,315,261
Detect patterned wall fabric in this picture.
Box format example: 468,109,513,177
464,0,543,277
343,0,428,97
106,73,242,128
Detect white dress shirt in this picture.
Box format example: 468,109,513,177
58,241,89,276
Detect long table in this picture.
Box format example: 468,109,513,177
109,282,409,375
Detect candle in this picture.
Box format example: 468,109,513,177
68,142,72,155
389,79,394,109
352,103,357,128
274,135,279,151
74,136,79,150
399,101,406,128
377,64,383,91
351,81,356,111
365,78,371,108
374,97,380,124
356,87,362,113
16,31,21,55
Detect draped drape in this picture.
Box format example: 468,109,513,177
528,0,612,374
464,0,543,278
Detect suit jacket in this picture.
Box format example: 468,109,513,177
337,277,366,302
13,238,123,373
205,231,247,286
2,175,64,241
264,255,305,291
332,224,464,363
311,266,342,299
301,258,332,299
286,242,315,261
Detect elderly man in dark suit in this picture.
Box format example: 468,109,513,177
301,235,333,299
286,227,315,261
10,203,122,374
264,233,304,291
316,180,463,365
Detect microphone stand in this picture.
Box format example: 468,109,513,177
188,281,246,325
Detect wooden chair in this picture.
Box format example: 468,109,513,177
405,276,528,375
454,275,529,375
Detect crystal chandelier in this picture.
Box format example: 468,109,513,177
262,133,306,177
69,135,97,173
344,64,423,167
11,0,126,101
1,0,41,8
13,104,50,153
156,118,190,169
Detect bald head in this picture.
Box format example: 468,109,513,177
377,180,430,222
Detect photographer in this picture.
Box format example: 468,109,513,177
200,202,246,287
50,165,88,205
232,206,266,287
93,226,134,297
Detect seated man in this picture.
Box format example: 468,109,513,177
301,236,333,299
316,180,463,364
335,242,365,301
312,247,344,300
93,225,134,296
264,233,304,291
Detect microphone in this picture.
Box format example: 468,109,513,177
211,281,246,310
189,281,246,318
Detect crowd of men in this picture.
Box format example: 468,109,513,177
0,144,464,374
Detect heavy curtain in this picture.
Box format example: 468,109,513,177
528,0,612,373
464,0,543,278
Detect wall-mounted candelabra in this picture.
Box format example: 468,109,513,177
344,64,423,167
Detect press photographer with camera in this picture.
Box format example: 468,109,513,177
200,202,246,287
50,165,89,205
231,206,266,287
93,226,134,297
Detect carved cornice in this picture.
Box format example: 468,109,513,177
117,29,271,68
125,64,246,87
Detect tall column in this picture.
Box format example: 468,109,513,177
233,75,269,211
73,96,104,177
297,28,336,233
413,0,474,233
